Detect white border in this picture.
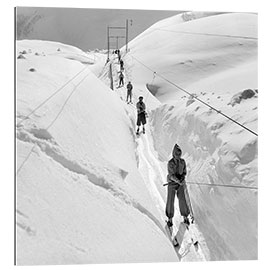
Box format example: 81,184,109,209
2,1,268,270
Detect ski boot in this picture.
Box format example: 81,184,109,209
189,214,194,224
166,219,173,228
183,216,190,226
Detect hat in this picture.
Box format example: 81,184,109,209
172,144,182,159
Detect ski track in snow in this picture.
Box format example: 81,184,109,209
116,54,209,261
136,131,209,261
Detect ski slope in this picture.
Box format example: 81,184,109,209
124,11,257,260
16,40,178,265
16,11,257,265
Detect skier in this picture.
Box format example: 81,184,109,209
136,96,146,135
118,71,124,87
120,59,124,70
126,81,133,103
165,144,190,227
117,50,121,63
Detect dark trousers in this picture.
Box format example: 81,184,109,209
126,91,132,102
165,183,190,219
119,77,124,86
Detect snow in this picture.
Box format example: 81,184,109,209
127,11,257,261
16,11,257,265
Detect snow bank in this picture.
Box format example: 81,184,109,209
149,101,257,260
16,40,178,265
124,12,257,260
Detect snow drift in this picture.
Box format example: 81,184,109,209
16,40,178,265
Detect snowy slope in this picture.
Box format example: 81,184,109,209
122,12,257,260
128,12,257,100
16,10,258,265
16,40,178,265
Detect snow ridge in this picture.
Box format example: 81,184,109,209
17,127,167,237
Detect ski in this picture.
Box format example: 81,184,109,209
165,221,179,248
183,216,199,248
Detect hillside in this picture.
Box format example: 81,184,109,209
16,40,178,265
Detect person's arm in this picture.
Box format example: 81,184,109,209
142,103,146,113
136,103,140,113
183,160,187,177
179,160,187,182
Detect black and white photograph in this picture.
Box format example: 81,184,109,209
12,0,263,268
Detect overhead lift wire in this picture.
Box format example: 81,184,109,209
16,69,91,176
131,55,258,137
163,181,257,190
113,54,258,191
16,65,89,127
153,28,258,40
186,181,258,190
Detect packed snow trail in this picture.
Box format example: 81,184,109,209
136,130,209,261
110,52,209,261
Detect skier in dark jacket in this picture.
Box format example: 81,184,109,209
120,59,124,70
136,96,146,135
117,50,121,63
118,71,124,87
165,144,191,227
126,81,133,103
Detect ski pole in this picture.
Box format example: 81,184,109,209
163,181,184,187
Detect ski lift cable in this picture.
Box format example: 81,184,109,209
16,71,92,176
46,72,91,130
153,28,258,40
119,54,258,192
17,65,89,127
186,181,258,190
131,55,258,137
163,180,257,190
16,144,36,176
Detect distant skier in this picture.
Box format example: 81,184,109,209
136,96,147,135
165,144,191,227
120,59,124,70
117,50,121,63
126,81,133,103
118,71,124,87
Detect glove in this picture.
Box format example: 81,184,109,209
170,176,182,185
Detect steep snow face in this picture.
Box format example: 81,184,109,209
124,12,257,260
16,40,178,265
149,101,257,260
